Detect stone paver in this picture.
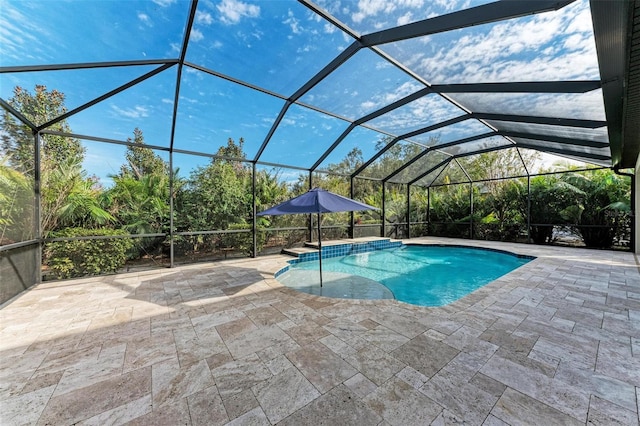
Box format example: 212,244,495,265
1,237,639,425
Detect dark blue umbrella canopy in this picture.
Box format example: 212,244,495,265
258,188,377,287
257,187,377,216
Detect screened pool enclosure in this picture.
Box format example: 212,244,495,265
1,0,639,302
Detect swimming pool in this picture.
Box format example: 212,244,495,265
277,244,533,306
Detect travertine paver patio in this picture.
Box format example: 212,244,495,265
1,237,639,425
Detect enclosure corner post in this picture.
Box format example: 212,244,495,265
308,170,313,242
169,151,175,268
427,187,431,235
35,131,42,284
317,212,323,287
632,171,636,253
469,182,474,240
252,162,257,258
349,177,355,239
527,175,532,243
406,184,411,239
381,181,386,238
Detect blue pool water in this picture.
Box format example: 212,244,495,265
277,245,532,307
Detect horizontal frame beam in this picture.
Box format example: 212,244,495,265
0,59,178,74
516,142,611,162
360,0,575,47
473,112,607,128
431,80,601,93
500,131,609,148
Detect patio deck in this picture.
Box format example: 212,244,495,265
1,237,639,425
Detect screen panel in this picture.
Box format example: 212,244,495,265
174,68,285,157
258,104,350,169
185,0,354,96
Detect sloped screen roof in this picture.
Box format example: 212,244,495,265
1,0,635,184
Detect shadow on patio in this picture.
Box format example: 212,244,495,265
1,240,639,425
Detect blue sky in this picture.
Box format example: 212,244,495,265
0,0,607,186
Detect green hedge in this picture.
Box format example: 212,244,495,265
221,223,266,257
45,228,133,280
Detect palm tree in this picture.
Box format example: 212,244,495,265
561,169,631,248
41,158,114,234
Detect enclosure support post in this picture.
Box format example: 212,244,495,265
631,174,636,253
614,167,635,253
527,175,532,243
381,182,386,238
308,170,313,242
349,177,355,239
406,184,411,239
169,151,174,268
35,132,42,283
469,182,474,239
427,187,431,235
252,163,257,258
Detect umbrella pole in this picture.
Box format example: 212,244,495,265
317,213,323,287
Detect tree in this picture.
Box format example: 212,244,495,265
525,175,583,244
460,149,538,193
327,147,363,175
41,158,114,233
175,138,251,233
475,179,525,241
254,168,290,215
0,156,34,244
104,129,171,255
0,85,113,235
1,85,84,174
429,183,473,238
562,169,631,248
120,128,167,178
367,136,425,178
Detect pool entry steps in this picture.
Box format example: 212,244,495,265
281,237,402,262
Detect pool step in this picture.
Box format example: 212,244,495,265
281,237,401,259
281,246,318,258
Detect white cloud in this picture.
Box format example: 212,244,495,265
360,100,376,110
351,0,424,24
111,105,149,119
196,11,213,25
0,3,54,62
352,0,395,23
179,96,199,104
324,23,337,34
563,33,585,51
452,90,605,122
217,0,260,25
369,94,464,133
152,0,176,7
397,12,412,26
190,29,204,42
137,12,151,26
284,9,301,34
161,98,173,104
399,0,598,84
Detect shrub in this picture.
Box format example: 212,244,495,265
220,223,266,257
45,228,133,279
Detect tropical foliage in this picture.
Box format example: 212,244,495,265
0,85,633,280
0,156,34,244
45,228,133,279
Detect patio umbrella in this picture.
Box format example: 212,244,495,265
257,187,378,287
